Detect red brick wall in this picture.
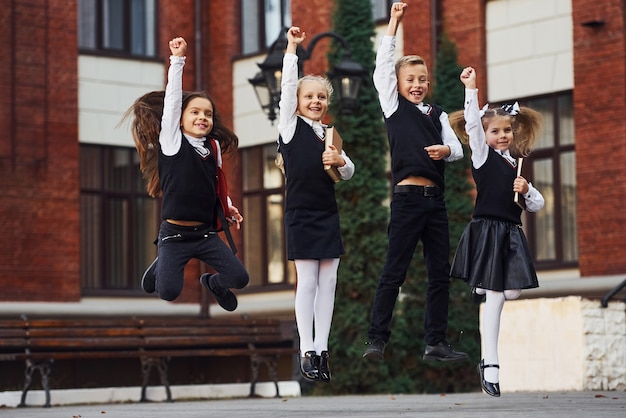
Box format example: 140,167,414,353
441,0,487,94
572,0,626,276
377,0,488,104
401,0,434,76
0,0,80,301
291,0,333,75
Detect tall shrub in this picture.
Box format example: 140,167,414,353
314,0,478,394
312,0,390,395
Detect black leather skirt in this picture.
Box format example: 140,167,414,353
450,217,539,291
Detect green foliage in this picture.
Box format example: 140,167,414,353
311,0,479,395
307,0,388,396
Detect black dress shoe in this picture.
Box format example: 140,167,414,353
318,351,331,383
141,257,158,294
471,287,486,304
200,273,238,311
362,339,385,361
477,359,501,397
299,351,319,382
423,341,468,362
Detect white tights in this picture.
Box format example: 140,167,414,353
479,288,521,383
294,259,339,354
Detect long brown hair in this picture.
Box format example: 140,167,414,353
449,105,542,158
121,91,239,197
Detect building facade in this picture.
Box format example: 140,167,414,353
1,0,625,390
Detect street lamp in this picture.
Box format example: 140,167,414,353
248,28,366,123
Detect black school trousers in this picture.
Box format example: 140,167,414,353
367,190,451,346
155,221,249,301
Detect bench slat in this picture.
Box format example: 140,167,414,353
0,346,297,362
17,325,280,338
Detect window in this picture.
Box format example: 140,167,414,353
522,93,577,268
371,0,392,21
241,0,291,55
240,0,391,54
241,144,295,287
78,0,157,58
80,145,159,294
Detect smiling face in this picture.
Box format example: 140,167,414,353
296,79,329,121
484,115,514,151
180,96,214,138
397,62,430,105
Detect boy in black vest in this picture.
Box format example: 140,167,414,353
363,2,467,362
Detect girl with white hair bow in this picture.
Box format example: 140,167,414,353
448,66,545,397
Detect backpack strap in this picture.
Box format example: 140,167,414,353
215,199,237,255
209,139,237,254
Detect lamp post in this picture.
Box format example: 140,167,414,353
248,28,366,123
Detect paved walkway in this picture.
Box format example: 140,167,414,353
1,391,625,418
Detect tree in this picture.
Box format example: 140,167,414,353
311,0,390,395
312,0,478,394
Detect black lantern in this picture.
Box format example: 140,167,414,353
248,71,277,122
328,56,364,114
248,28,366,123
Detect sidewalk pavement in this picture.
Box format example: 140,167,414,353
1,390,624,418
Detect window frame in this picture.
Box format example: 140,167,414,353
519,91,578,270
240,0,291,56
240,144,295,289
371,0,393,22
80,144,159,296
78,0,159,60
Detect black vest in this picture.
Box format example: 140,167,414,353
159,137,217,224
278,118,338,213
472,148,523,224
385,96,445,189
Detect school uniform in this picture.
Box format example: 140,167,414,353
450,147,539,291
279,118,344,260
277,52,355,261
450,88,544,292
153,55,248,302
277,50,356,376
367,35,464,348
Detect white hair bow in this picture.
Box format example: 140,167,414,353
479,103,489,118
478,102,520,118
501,102,520,116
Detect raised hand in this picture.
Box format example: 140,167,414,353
390,2,408,20
460,66,476,89
169,37,187,57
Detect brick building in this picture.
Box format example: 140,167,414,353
1,0,625,392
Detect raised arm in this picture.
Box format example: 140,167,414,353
373,3,408,118
460,66,489,168
386,2,408,36
277,27,306,145
160,37,187,156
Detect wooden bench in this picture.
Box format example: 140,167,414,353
0,315,297,407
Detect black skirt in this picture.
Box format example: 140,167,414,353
450,218,539,291
284,208,344,260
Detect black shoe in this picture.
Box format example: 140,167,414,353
423,341,468,362
478,359,501,397
200,273,238,312
362,339,385,361
318,351,331,383
299,351,319,382
471,287,486,304
141,257,158,294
